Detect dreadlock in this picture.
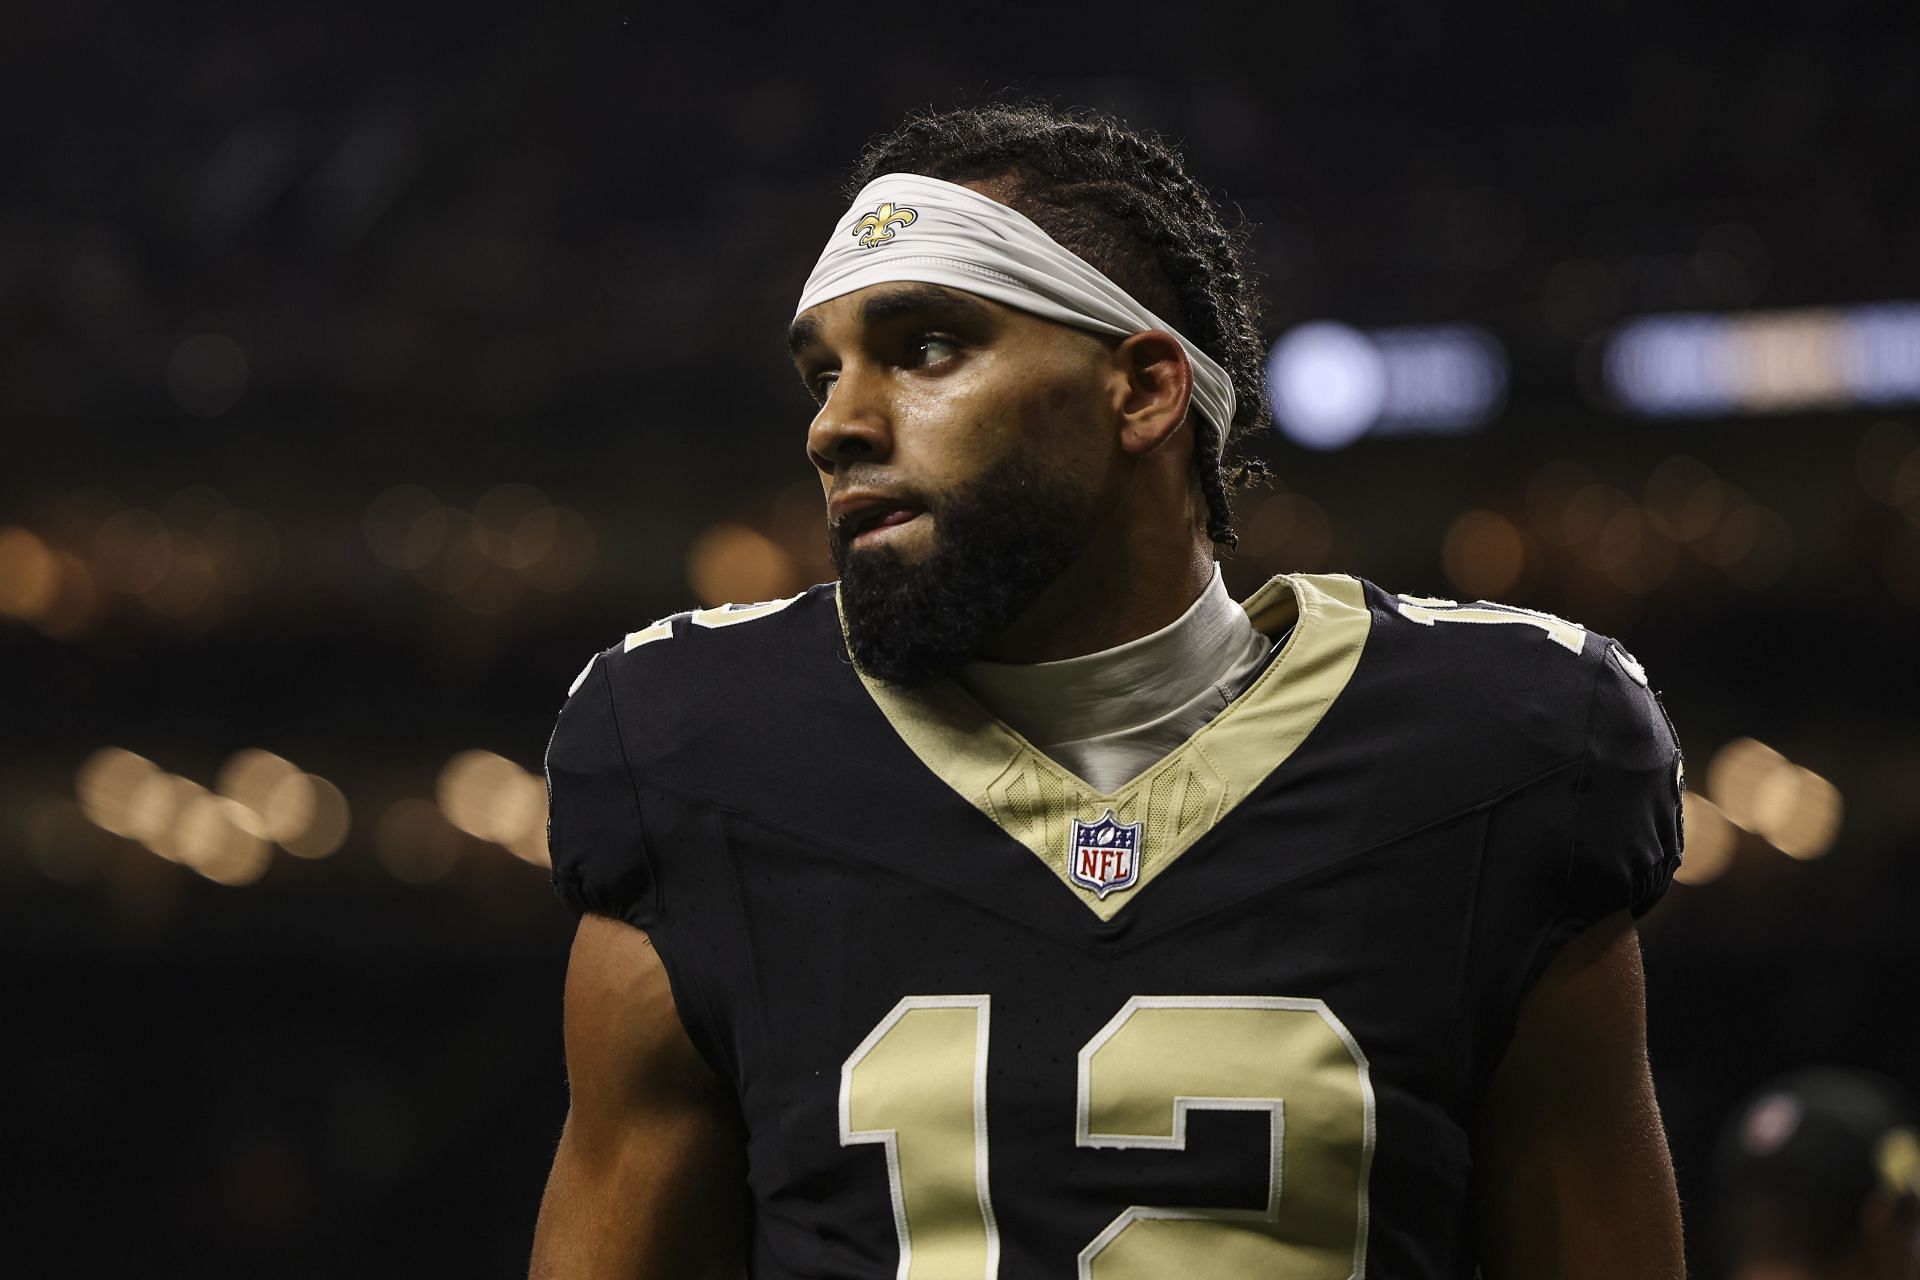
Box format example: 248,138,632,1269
847,102,1271,549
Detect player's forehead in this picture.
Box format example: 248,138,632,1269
786,281,1006,356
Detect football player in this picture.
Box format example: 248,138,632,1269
1714,1069,1920,1280
530,103,1688,1279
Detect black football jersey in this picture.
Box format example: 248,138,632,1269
544,573,1684,1280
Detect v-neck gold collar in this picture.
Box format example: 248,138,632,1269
840,573,1373,920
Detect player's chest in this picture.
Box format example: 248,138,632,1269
727,794,1485,1073
699,800,1492,1278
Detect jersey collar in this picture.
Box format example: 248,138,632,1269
838,573,1373,921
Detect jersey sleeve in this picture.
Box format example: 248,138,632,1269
1567,645,1685,928
1468,635,1687,1087
1504,643,1684,1018
544,651,656,924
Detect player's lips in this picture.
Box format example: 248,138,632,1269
830,492,928,544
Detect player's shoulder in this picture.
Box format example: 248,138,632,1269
1324,575,1676,774
552,583,845,762
1283,574,1684,947
1353,577,1654,701
543,586,844,919
619,582,837,662
572,583,840,692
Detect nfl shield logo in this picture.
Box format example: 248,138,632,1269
1069,810,1143,900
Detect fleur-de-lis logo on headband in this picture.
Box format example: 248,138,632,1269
852,202,917,249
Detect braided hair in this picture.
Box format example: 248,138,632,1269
847,102,1271,549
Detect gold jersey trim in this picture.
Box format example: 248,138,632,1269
840,574,1373,921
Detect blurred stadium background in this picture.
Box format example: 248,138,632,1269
4,3,1917,1275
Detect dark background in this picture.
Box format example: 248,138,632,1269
4,2,1918,1275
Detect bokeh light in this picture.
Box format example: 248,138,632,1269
1704,738,1844,860
375,799,466,885
365,484,447,572
1644,456,1726,543
173,793,273,886
1601,303,1920,416
1753,766,1844,860
217,749,304,827
436,750,547,859
1442,509,1527,599
0,526,62,622
1675,791,1739,885
1266,321,1387,450
280,776,351,860
1707,738,1791,833
686,523,799,608
364,485,595,603
75,747,164,840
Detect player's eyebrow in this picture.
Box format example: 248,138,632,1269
786,284,993,358
786,314,822,358
857,283,992,331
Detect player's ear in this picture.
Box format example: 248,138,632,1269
1111,330,1194,456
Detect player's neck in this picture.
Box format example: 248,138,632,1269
975,529,1215,664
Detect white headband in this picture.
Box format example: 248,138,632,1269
795,173,1236,453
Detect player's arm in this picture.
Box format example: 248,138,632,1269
1469,908,1684,1280
529,913,746,1280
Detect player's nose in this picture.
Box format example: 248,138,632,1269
806,368,892,476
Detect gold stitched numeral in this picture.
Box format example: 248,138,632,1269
1396,594,1586,654
622,594,802,651
1076,997,1374,1280
840,996,1000,1280
689,595,803,629
840,995,1374,1279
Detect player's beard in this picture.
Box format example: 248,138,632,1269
832,452,1098,687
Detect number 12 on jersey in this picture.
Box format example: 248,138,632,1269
840,994,1376,1279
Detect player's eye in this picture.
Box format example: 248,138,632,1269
810,371,839,405
905,333,961,370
